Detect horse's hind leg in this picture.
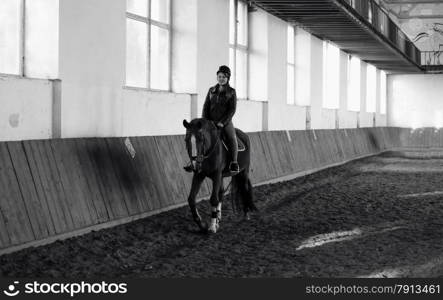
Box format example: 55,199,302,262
208,173,222,233
240,171,256,220
188,173,205,231
217,181,224,221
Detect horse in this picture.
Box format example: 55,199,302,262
183,118,257,233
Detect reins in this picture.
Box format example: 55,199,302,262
191,122,222,164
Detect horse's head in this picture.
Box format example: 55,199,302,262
183,118,218,173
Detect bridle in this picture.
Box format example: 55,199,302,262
189,122,222,168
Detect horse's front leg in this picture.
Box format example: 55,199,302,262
217,181,224,222
188,173,206,231
208,172,222,233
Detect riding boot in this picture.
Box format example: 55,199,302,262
184,162,194,172
224,122,239,173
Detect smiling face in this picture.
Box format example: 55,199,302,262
217,72,228,86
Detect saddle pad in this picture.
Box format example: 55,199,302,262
222,135,246,152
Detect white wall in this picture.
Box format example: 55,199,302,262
0,76,53,141
58,0,126,138
0,0,390,142
388,74,443,128
196,0,229,116
121,88,191,136
267,13,305,131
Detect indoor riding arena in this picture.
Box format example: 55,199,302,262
2,0,443,281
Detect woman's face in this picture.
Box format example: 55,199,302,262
217,72,228,85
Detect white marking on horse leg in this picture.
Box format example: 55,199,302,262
190,135,197,157
209,218,218,233
217,202,222,220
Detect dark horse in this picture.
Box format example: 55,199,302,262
183,118,257,233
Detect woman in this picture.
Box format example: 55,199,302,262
202,65,239,173
184,65,239,174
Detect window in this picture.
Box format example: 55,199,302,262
348,55,361,111
287,25,295,105
366,64,376,113
0,0,59,78
380,70,387,114
229,0,248,99
295,28,310,106
126,0,171,90
322,41,340,109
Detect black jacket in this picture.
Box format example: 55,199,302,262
202,84,237,126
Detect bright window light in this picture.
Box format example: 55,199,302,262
380,71,387,114
229,0,235,45
366,64,376,113
126,18,148,87
25,0,59,79
0,0,21,75
126,0,170,90
323,42,340,109
127,0,148,17
295,28,310,106
287,25,295,105
348,56,361,111
287,65,295,105
236,49,247,99
237,1,248,47
151,0,170,24
287,26,294,64
150,25,169,90
229,0,249,99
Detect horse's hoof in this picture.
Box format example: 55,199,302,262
208,224,219,234
208,219,219,234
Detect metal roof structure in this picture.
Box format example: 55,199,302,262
251,0,425,73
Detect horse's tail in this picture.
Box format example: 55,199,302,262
230,171,257,215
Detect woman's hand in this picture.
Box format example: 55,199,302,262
217,122,224,128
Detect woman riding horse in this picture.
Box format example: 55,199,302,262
185,65,239,173
183,66,256,233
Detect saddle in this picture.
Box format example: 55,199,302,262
221,134,246,152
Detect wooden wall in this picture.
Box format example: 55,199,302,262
398,128,443,148
0,127,404,253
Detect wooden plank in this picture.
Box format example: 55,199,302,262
23,140,74,234
105,138,146,215
117,137,156,212
80,138,130,220
50,139,98,228
7,141,52,240
279,131,298,174
0,143,35,245
333,130,346,161
257,132,279,180
307,130,322,168
289,130,309,171
133,136,171,210
317,130,332,165
249,132,269,183
274,131,295,175
262,131,284,177
156,136,188,206
0,203,10,248
74,139,112,223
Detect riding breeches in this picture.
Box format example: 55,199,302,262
223,122,238,162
